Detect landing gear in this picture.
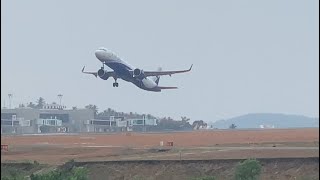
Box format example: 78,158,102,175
113,77,119,87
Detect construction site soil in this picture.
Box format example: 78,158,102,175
1,128,319,164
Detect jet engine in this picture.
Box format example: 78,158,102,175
133,68,145,79
97,69,109,80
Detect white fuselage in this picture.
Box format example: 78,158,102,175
95,47,159,91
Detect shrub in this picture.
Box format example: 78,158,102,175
1,167,27,180
1,176,26,180
234,159,262,180
71,167,88,180
296,177,313,180
30,166,88,180
33,161,40,166
193,176,216,180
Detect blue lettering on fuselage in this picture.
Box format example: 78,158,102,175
105,61,161,92
105,61,132,80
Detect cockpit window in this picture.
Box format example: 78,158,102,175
98,48,107,52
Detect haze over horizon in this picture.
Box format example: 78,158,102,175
1,0,319,122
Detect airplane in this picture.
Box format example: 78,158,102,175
82,47,193,92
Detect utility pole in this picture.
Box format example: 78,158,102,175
8,94,13,109
57,94,63,108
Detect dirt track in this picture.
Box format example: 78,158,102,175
1,128,319,164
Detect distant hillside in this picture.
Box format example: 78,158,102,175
211,113,319,129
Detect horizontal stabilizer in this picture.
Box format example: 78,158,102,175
158,86,178,89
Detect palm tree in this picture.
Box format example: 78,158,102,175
181,116,190,123
27,102,36,108
85,104,98,117
192,120,207,129
229,123,237,129
181,116,192,128
36,97,45,109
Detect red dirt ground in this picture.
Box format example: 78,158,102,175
1,128,319,164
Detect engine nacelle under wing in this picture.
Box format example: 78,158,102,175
133,68,145,80
97,69,110,80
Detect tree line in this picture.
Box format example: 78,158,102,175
18,97,46,109
84,104,211,131
17,97,238,130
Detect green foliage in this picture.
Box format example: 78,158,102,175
36,97,45,109
33,161,40,166
27,102,36,109
229,123,237,129
234,159,262,180
193,176,216,180
1,168,26,180
192,120,208,129
96,108,157,120
153,117,193,130
85,104,98,117
71,167,88,180
296,176,313,180
30,167,88,180
1,161,41,180
131,176,145,180
1,176,26,180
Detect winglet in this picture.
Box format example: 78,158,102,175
189,64,193,71
82,66,97,78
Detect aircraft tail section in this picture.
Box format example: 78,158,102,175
155,76,160,85
153,67,177,90
151,67,162,85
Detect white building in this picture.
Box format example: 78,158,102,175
84,116,157,132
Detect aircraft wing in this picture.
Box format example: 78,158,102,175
143,64,193,77
81,66,116,78
82,66,97,77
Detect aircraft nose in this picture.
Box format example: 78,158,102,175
95,50,105,61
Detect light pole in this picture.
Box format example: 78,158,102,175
57,94,63,108
8,94,13,109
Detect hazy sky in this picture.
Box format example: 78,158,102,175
1,0,319,122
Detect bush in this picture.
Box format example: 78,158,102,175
1,167,27,180
193,176,216,180
296,177,313,180
30,166,88,180
234,159,262,180
1,176,26,180
33,161,40,166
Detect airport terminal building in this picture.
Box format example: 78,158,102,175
1,104,94,134
1,104,157,134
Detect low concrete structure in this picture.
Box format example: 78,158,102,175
1,108,157,134
1,107,94,134
84,116,157,133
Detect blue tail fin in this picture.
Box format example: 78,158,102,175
154,67,162,85
155,76,160,85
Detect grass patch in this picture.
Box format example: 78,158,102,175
234,158,262,180
192,176,216,180
1,161,43,180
